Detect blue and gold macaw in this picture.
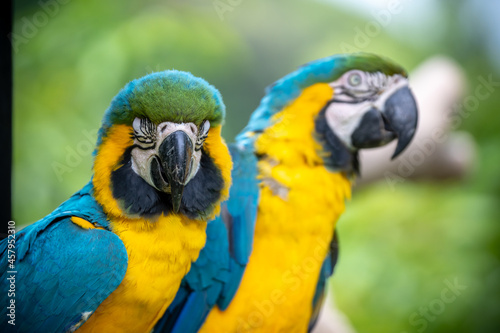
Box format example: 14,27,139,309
156,53,418,333
0,71,233,332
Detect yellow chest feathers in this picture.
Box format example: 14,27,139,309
78,215,207,333
200,166,351,333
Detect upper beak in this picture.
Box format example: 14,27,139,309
351,86,418,159
158,130,194,213
384,86,418,158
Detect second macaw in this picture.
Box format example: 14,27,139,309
156,53,418,332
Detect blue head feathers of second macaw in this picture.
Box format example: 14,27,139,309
238,53,418,173
92,70,232,221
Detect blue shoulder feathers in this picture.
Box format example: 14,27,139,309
0,183,128,332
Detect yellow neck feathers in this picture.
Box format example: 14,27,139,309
255,83,334,166
254,83,352,235
201,125,232,220
92,124,133,220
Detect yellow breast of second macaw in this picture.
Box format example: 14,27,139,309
200,168,350,333
200,83,352,333
77,214,207,333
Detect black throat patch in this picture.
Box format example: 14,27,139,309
314,103,359,174
110,147,225,220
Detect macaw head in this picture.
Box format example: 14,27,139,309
313,54,418,166
92,70,231,221
242,53,418,174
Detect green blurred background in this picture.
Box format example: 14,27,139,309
12,0,500,332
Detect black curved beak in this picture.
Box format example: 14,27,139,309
158,130,194,213
384,86,418,158
351,86,418,159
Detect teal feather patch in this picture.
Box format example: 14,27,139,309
0,183,127,332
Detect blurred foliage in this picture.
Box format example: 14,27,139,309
333,182,500,332
11,0,500,332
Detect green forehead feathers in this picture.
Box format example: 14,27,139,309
332,53,408,78
100,70,225,138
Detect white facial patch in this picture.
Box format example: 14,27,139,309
324,99,372,149
130,119,207,191
325,72,408,149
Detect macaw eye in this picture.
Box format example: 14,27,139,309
347,72,362,87
132,117,156,148
195,120,210,151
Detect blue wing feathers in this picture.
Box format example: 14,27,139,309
225,144,259,266
0,183,127,332
308,231,339,332
217,259,247,310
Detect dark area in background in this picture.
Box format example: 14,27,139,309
0,0,12,238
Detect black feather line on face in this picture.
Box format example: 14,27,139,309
179,150,225,220
110,147,225,220
314,103,359,174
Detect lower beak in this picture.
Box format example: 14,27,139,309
351,86,418,159
158,130,194,213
